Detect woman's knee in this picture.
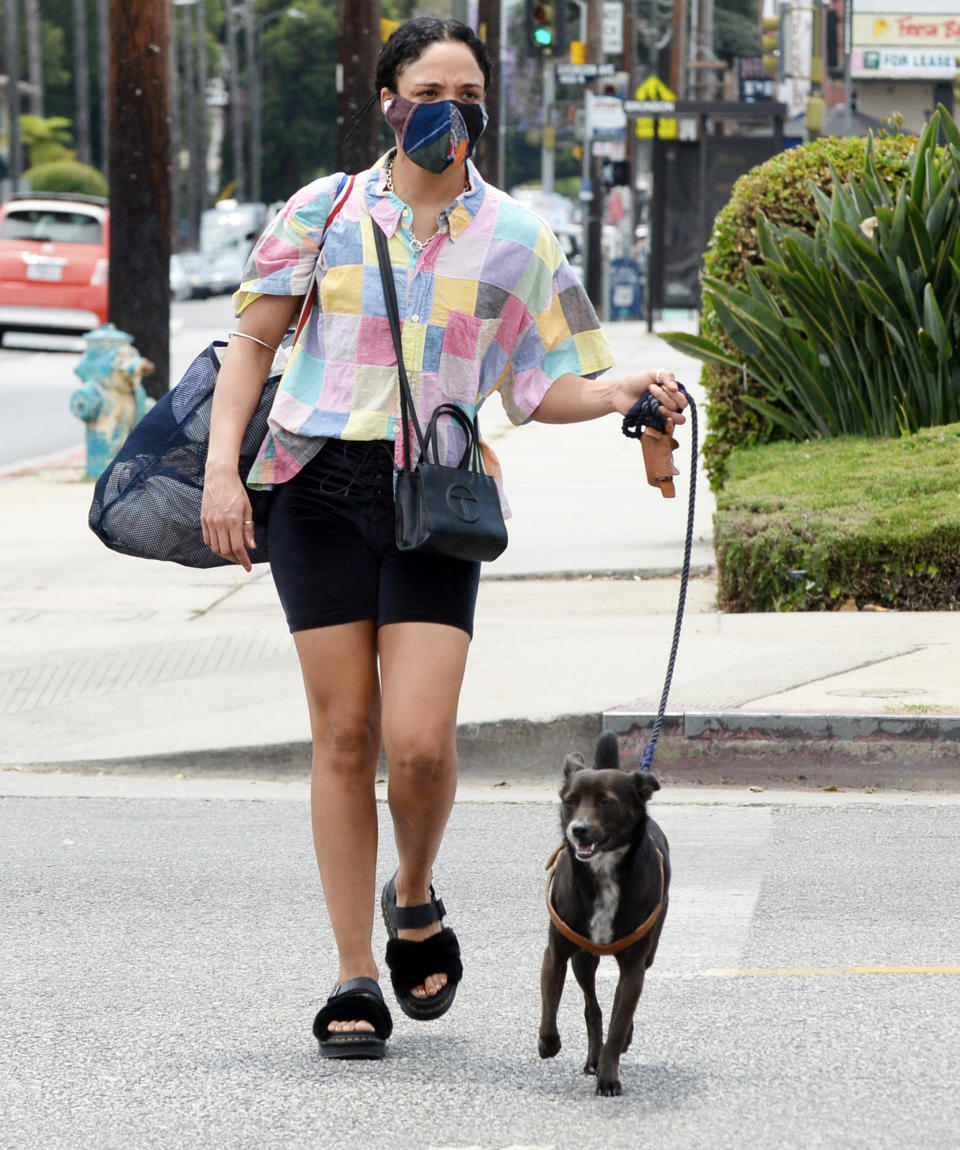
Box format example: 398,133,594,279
386,733,457,789
313,715,380,776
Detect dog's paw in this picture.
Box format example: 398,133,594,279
596,1076,623,1097
538,1033,562,1059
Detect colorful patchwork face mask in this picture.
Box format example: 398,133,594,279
383,95,488,174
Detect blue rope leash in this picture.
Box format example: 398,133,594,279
621,384,698,771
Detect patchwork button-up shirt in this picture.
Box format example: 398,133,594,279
234,157,614,491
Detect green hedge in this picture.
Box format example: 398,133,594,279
714,423,960,612
24,160,109,198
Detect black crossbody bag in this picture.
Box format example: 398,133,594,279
373,222,507,563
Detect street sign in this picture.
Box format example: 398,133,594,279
589,91,627,137
631,75,678,138
602,2,623,54
555,61,617,85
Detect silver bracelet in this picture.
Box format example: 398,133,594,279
228,331,278,353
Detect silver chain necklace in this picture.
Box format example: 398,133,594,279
384,154,468,253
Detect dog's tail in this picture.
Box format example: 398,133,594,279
594,729,621,771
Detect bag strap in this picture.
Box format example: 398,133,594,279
373,222,485,476
291,172,356,348
372,221,426,471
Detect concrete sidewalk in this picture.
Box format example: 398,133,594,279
1,320,958,789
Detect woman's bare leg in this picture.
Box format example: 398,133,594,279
294,619,382,1033
379,621,471,1000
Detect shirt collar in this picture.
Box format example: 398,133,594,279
365,153,486,241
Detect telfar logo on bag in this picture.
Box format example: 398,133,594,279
445,482,481,523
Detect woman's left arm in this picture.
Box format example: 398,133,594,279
530,369,687,429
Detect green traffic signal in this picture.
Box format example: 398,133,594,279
531,2,554,50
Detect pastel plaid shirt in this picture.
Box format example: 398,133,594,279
234,157,614,491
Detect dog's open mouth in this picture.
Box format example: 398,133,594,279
573,841,602,861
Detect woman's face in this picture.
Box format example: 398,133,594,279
381,39,485,110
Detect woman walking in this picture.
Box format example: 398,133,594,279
200,16,686,1060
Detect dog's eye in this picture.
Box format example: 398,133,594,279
598,796,617,808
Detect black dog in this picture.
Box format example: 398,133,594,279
538,730,670,1096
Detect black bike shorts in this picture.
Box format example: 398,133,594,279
266,439,481,637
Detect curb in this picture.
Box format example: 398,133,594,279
605,709,960,791
10,710,960,792
0,445,84,480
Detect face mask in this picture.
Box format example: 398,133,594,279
383,94,488,174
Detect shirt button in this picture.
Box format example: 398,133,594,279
402,208,411,218
410,313,420,322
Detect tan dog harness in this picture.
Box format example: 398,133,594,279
544,843,666,957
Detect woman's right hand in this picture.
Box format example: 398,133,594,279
201,465,257,572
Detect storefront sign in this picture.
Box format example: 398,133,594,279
853,47,959,76
853,13,960,47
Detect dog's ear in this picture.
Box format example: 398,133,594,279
632,771,661,803
562,751,587,785
593,729,621,771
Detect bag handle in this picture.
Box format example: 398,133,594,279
422,403,485,473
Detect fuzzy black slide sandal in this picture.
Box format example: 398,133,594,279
381,872,463,1021
312,977,393,1059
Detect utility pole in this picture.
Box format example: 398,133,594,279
336,0,381,173
4,0,23,188
181,1,199,245
96,0,108,176
584,0,605,312
195,0,209,212
109,0,171,399
670,0,687,96
25,0,44,116
622,0,637,242
475,0,503,188
72,0,92,164
225,1,247,200
805,0,825,139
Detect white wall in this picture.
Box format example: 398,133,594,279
855,80,944,131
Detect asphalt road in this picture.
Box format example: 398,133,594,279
0,296,235,469
3,774,958,1150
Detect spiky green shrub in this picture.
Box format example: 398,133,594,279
662,131,916,487
669,108,960,450
24,160,108,198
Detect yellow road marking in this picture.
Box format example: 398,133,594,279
707,965,960,978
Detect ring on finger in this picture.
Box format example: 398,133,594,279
655,369,664,384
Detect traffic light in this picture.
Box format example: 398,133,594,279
531,2,556,53
761,4,791,82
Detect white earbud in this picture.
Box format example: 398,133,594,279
383,99,393,113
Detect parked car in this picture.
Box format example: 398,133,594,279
0,193,109,342
168,200,266,300
170,240,251,300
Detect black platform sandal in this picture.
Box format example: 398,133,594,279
381,871,463,1021
312,977,393,1059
